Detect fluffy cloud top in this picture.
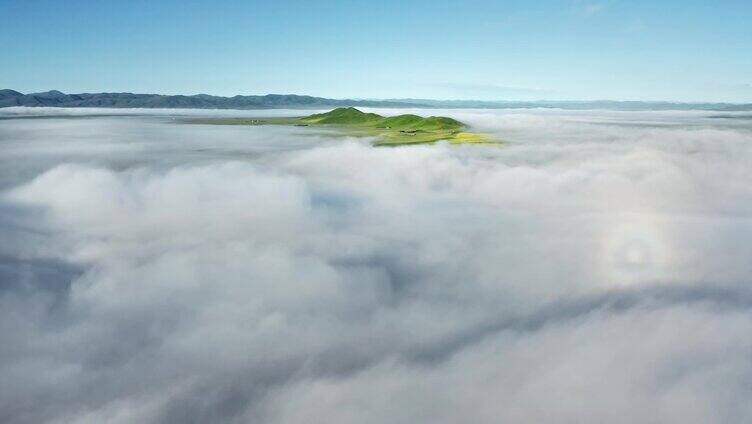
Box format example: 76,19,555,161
1,108,752,423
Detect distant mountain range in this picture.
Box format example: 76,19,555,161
391,98,752,111
1,89,751,111
0,89,420,109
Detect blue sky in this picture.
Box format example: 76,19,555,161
1,0,750,102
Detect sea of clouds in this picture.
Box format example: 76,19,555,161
1,107,752,423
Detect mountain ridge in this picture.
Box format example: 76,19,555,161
0,90,423,109
2,89,751,111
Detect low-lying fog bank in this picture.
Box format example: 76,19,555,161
2,107,752,423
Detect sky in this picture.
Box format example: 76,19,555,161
1,0,751,102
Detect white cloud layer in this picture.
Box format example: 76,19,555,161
1,108,752,423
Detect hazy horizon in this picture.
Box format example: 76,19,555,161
4,88,752,108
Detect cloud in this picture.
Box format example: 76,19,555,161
264,302,752,424
582,2,604,16
572,0,606,17
1,108,752,423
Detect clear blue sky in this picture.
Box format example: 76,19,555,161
1,0,750,102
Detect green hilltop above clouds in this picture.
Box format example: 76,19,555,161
302,107,464,131
301,107,385,124
192,107,495,146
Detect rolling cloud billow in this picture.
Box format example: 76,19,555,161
2,107,752,423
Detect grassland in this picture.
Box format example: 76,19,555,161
186,107,498,146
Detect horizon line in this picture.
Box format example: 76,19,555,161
3,88,752,106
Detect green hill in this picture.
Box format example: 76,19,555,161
189,107,496,146
302,107,464,131
376,114,424,128
301,107,382,124
411,116,464,131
